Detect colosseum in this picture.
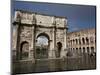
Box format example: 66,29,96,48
66,28,96,57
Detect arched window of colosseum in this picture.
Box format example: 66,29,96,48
71,40,72,45
90,36,94,44
71,48,72,52
91,47,94,53
68,41,70,46
83,47,85,54
79,47,82,54
76,48,78,54
75,39,78,44
87,47,89,53
82,38,85,44
70,40,71,45
86,37,89,44
79,39,81,44
73,39,75,45
73,48,75,53
20,41,29,60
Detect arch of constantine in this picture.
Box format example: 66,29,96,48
13,10,68,60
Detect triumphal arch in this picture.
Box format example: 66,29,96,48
13,10,68,60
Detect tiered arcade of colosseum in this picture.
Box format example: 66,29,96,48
67,28,96,57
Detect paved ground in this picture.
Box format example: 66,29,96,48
12,54,96,74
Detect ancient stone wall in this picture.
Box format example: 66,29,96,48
67,28,96,56
12,10,68,60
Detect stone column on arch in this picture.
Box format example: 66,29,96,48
15,23,21,60
28,13,36,62
48,17,56,58
62,28,67,57
14,24,19,60
12,24,19,53
64,28,67,49
13,11,22,60
48,27,56,58
28,25,35,62
53,27,56,58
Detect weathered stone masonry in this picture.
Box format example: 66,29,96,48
67,28,96,56
12,10,96,61
12,10,68,60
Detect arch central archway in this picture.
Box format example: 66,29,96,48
35,33,50,59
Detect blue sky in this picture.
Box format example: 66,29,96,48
12,1,96,32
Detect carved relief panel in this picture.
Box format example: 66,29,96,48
20,26,32,42
56,29,64,43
